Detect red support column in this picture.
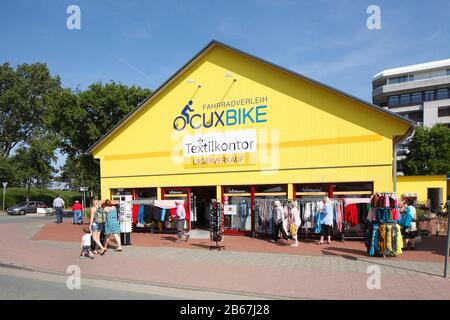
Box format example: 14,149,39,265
250,185,255,233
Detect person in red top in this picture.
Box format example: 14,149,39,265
72,200,84,225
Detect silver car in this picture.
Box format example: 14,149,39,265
6,201,49,215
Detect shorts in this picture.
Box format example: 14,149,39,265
82,246,90,255
321,224,333,237
289,224,299,236
91,222,103,232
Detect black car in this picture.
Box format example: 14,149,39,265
6,201,49,215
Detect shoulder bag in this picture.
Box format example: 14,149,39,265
95,207,107,224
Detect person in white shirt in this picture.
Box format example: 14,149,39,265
175,200,190,243
80,227,94,259
53,195,65,224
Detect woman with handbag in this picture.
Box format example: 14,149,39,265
400,200,417,250
102,199,123,253
89,199,106,255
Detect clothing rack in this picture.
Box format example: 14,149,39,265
131,200,178,234
253,199,288,238
210,202,225,251
365,192,403,257
296,198,325,240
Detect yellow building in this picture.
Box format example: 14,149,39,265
397,175,448,207
87,41,414,233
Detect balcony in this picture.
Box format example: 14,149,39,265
373,75,450,97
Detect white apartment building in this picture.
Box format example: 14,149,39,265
372,58,450,174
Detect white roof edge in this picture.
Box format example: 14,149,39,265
373,58,450,81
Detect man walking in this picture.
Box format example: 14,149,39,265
53,195,65,224
175,200,190,243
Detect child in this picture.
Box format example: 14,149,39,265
80,227,94,259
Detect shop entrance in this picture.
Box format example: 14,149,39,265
190,186,217,230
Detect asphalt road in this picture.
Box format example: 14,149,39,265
0,269,176,300
0,264,261,300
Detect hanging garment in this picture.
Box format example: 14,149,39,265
314,210,322,234
336,201,343,233
392,208,400,221
384,195,390,208
344,204,359,227
385,224,393,254
376,208,390,222
304,202,312,220
138,205,145,224
378,224,386,256
154,200,178,209
239,200,248,230
368,223,380,256
132,205,139,224
358,204,369,223
371,194,380,207
395,224,403,254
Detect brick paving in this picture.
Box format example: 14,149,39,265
1,218,450,299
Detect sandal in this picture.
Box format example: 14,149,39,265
100,249,107,255
115,248,123,252
316,241,324,245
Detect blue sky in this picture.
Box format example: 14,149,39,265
1,0,450,170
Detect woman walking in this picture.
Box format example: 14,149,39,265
89,199,106,255
102,199,123,253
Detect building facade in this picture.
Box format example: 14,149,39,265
372,58,450,174
88,41,413,234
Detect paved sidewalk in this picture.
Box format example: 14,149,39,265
0,219,449,300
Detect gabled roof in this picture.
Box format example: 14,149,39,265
87,40,415,155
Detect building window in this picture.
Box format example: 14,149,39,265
400,94,411,105
388,95,400,106
438,106,450,117
424,90,435,102
389,75,411,84
447,69,450,76
437,88,449,100
411,92,423,104
399,111,423,122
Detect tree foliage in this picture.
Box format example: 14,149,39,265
0,62,61,157
402,124,450,175
49,82,151,194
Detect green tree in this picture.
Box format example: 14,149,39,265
0,156,19,185
0,62,61,157
13,135,57,200
402,124,450,175
49,82,151,194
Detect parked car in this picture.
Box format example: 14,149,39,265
6,201,50,215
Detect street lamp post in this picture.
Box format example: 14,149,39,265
80,186,88,218
2,182,8,212
444,200,450,278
